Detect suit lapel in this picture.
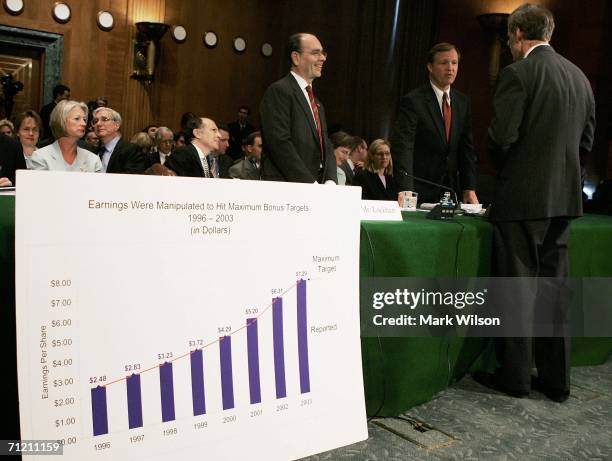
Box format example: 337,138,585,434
107,138,121,172
424,86,447,145
189,144,204,176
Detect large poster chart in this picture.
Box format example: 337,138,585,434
15,171,367,460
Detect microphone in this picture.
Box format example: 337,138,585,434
397,169,460,212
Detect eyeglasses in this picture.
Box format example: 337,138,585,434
92,116,113,125
300,49,328,58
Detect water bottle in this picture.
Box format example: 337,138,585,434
439,191,455,219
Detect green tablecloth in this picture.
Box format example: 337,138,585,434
360,211,612,416
2,197,611,419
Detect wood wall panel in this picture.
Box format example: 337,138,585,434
1,0,607,178
436,0,609,179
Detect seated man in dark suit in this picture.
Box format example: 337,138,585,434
0,134,26,186
229,131,262,180
148,126,174,167
210,125,234,178
164,117,221,177
92,107,147,174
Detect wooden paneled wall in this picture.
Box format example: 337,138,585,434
436,0,610,179
1,0,608,178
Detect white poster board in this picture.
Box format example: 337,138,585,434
15,171,367,460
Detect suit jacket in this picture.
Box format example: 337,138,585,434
164,144,206,177
353,170,398,201
146,151,161,167
259,73,337,184
488,46,596,222
106,138,148,174
340,160,355,185
390,83,476,203
227,121,255,160
229,156,260,180
0,134,26,184
27,141,102,172
217,154,233,179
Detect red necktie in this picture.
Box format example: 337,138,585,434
442,92,451,143
306,85,324,158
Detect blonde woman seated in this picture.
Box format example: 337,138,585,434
353,139,398,200
27,100,102,172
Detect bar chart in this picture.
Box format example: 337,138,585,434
89,279,312,437
16,172,367,461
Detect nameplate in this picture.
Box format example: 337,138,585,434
360,200,402,221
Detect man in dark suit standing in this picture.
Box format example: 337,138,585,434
164,117,221,177
39,83,70,143
260,33,337,184
92,107,147,174
391,43,478,204
476,4,596,402
227,106,255,161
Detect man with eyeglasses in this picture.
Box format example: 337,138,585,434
92,107,148,174
259,33,337,184
474,3,596,403
149,126,174,167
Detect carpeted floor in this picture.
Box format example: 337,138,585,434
302,357,612,460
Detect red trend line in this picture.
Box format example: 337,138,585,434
101,279,304,388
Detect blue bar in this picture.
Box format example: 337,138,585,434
190,349,206,416
247,318,261,404
273,297,287,398
297,279,311,393
219,336,234,410
91,386,108,436
159,362,175,422
126,374,143,429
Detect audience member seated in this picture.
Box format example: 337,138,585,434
83,130,100,152
27,100,102,173
210,125,233,178
341,136,367,184
95,96,108,108
0,134,26,185
330,132,358,186
148,127,174,166
174,131,186,148
143,124,158,142
0,119,14,137
164,116,221,177
14,110,42,158
229,131,262,180
92,107,147,174
353,139,398,200
131,132,154,155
